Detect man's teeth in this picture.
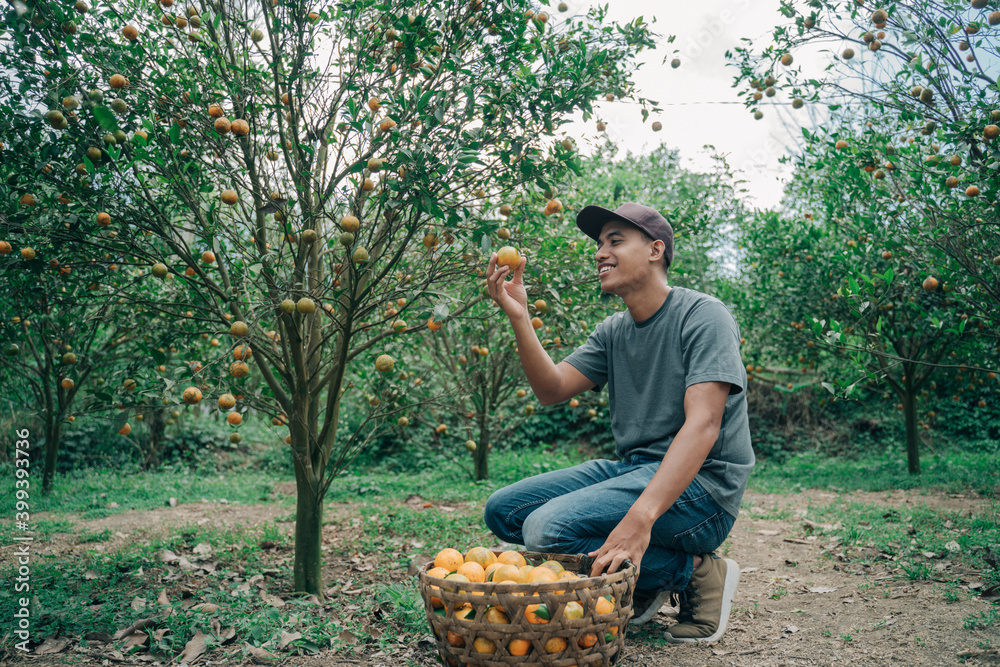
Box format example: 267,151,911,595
600,266,613,274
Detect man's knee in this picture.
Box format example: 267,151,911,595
483,489,517,543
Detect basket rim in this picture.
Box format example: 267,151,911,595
418,550,637,592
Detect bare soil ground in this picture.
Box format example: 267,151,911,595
4,487,999,666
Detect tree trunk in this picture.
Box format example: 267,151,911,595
292,446,325,597
42,416,63,494
146,407,168,468
475,418,490,481
903,373,920,475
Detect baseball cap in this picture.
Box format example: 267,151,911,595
576,202,674,269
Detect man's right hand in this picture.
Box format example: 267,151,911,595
487,252,528,320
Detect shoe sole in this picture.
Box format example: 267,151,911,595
663,558,740,644
629,590,673,627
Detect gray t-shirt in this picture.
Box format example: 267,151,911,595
563,286,754,518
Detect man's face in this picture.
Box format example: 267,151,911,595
595,221,660,294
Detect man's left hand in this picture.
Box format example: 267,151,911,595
588,513,651,577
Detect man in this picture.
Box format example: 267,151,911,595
483,202,753,643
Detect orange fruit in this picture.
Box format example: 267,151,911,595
508,637,531,656
526,567,558,584
564,601,584,620
465,546,497,569
446,631,465,647
578,632,597,648
426,566,449,608
472,637,496,654
491,564,525,584
483,606,509,625
543,636,567,654
434,548,464,573
484,562,504,581
455,604,475,621
525,604,550,624
595,595,614,615
497,550,526,567
496,246,520,270
226,412,242,425
118,423,131,435
558,571,580,581
539,559,565,574
182,386,203,404
456,561,486,583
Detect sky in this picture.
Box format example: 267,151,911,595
558,0,813,211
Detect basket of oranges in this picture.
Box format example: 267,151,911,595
417,546,636,666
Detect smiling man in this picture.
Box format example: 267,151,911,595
483,202,753,643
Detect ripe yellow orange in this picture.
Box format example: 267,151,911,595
96,212,111,226
539,559,565,574
526,567,558,584
0,241,11,254
109,73,126,89
221,189,239,205
368,97,381,111
19,193,36,207
496,246,520,270
484,561,504,581
201,250,215,264
227,412,242,425
426,316,442,331
118,423,131,436
491,563,525,584
340,215,360,233
208,103,224,118
61,378,75,389
472,637,496,654
123,378,137,390
465,546,497,568
544,198,562,216
578,632,598,648
497,550,526,567
218,393,236,410
508,637,531,656
531,317,543,330
483,606,509,625
230,361,250,378
231,320,249,337
182,386,203,405
231,119,249,136
456,561,486,583
564,600,584,620
966,185,980,197
122,24,138,40
434,547,464,573
20,247,36,261
922,276,939,291
569,398,579,408
595,595,614,615
214,117,231,134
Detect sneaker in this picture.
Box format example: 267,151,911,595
629,589,674,626
663,554,739,643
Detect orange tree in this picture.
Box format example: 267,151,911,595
387,141,748,479
726,0,1000,471
0,0,659,595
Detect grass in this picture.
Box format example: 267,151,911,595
2,441,997,661
749,449,1000,497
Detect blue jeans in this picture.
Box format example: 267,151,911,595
483,455,735,594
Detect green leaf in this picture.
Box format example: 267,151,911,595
169,122,181,145
93,106,118,132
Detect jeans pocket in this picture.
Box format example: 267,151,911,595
671,512,731,555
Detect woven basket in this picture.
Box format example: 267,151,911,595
418,551,636,667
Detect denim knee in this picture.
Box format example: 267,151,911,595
483,489,517,544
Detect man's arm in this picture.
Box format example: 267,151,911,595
588,381,731,576
487,253,596,405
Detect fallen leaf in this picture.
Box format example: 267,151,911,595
339,629,358,644
809,586,838,594
782,625,799,633
246,645,279,663
178,629,209,664
279,630,303,648
260,591,285,608
167,497,178,507
193,542,213,555
122,631,148,650
130,596,147,611
157,589,170,607
34,636,70,654
84,569,100,580
192,603,219,613
159,550,179,564
945,540,961,552
83,631,113,644
758,529,781,536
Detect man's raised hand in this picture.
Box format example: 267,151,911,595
487,252,529,320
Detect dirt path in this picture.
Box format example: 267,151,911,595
4,488,998,666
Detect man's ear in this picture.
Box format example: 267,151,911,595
649,239,666,263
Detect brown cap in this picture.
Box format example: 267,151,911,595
576,202,674,269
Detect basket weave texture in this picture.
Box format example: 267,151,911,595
418,551,636,666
